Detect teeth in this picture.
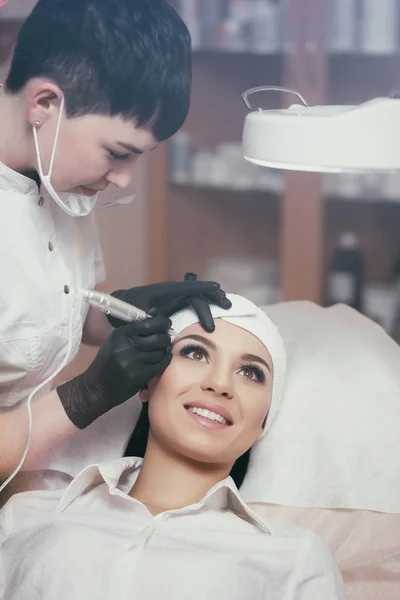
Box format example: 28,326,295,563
187,406,229,426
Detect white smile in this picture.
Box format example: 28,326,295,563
185,406,231,426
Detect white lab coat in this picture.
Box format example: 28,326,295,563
0,162,139,476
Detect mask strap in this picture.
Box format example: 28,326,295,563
33,95,65,180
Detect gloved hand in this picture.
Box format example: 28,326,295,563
107,275,232,332
57,316,172,429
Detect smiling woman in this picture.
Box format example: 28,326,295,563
125,296,284,489
0,295,346,600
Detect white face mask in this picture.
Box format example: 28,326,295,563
33,95,99,218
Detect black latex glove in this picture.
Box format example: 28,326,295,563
107,276,232,333
57,316,172,429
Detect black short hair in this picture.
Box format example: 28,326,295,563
124,404,251,489
5,0,192,141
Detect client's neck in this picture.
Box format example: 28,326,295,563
129,436,231,515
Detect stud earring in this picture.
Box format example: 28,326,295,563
34,120,41,127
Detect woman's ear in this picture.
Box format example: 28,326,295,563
25,80,63,127
138,386,150,405
256,415,268,441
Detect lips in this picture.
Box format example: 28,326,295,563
184,400,234,426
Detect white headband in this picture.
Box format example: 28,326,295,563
171,293,286,436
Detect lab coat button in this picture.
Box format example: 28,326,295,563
48,241,54,251
38,196,45,206
64,285,70,294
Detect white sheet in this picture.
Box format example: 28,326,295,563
241,302,400,513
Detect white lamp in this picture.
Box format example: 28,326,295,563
242,86,400,173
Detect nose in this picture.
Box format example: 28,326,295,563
106,160,138,189
201,365,234,399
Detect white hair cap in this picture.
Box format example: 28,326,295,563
171,293,286,435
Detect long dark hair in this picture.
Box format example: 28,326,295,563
124,404,251,489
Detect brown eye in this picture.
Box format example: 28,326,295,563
238,364,266,384
189,349,206,362
179,344,209,363
241,367,256,380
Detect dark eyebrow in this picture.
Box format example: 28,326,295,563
117,142,158,155
176,335,272,373
117,142,145,155
241,353,272,374
176,334,217,350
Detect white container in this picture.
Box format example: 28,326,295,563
360,173,387,200
385,173,400,201
250,0,281,54
177,0,201,50
328,0,357,53
170,131,192,184
209,150,230,188
336,173,362,199
192,150,214,186
322,173,338,197
360,0,398,54
364,283,397,332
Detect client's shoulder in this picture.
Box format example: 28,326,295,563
2,487,64,515
248,503,336,559
0,487,65,540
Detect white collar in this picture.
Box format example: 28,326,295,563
56,457,272,535
0,161,39,195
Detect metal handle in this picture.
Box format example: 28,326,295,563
242,86,308,111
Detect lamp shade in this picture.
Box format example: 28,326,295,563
243,97,400,173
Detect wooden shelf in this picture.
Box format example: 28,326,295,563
170,183,400,206
170,182,282,196
194,48,400,60
325,195,400,206
193,48,284,58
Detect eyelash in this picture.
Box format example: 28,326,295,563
179,344,266,384
108,150,130,161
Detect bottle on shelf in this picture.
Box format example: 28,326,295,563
250,0,281,54
200,0,225,49
327,0,357,53
327,232,365,312
176,0,201,50
359,0,398,55
170,131,192,184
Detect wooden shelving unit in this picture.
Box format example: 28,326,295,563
147,0,400,306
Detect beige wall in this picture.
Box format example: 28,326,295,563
0,0,36,19
96,160,149,290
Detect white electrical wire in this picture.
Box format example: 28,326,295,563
0,304,76,494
